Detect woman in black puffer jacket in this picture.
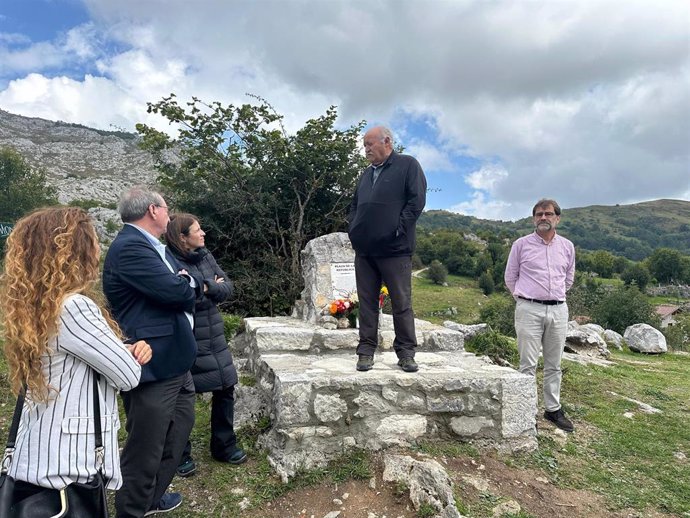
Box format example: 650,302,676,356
165,213,246,476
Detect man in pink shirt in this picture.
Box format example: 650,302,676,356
504,198,576,432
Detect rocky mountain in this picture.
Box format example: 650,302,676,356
0,109,157,205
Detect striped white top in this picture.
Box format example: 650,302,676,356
7,294,142,490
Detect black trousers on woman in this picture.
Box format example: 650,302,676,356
181,385,237,462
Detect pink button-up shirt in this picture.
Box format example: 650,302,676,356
504,232,575,301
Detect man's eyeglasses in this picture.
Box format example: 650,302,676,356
534,211,556,217
154,204,169,212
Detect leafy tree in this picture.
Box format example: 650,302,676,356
136,95,366,315
646,248,685,284
621,262,651,291
427,260,448,285
565,274,604,320
0,147,58,256
590,285,660,334
478,271,495,295
589,249,616,278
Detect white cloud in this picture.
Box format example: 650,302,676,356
465,165,509,192
449,191,517,222
405,141,454,173
0,0,687,218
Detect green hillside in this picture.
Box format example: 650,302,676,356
419,199,690,260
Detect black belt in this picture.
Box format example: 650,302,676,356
518,296,564,306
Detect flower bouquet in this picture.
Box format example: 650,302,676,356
329,292,359,328
379,285,389,310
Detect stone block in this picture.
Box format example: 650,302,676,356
314,328,359,350
254,326,315,352
314,394,348,422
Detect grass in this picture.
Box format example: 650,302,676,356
412,273,502,324
509,350,690,515
1,275,689,517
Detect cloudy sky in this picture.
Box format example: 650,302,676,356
1,0,688,220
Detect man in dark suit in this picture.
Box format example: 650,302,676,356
103,186,200,517
348,126,427,373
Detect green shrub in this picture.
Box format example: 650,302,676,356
590,285,660,334
465,330,519,366
222,313,243,339
621,262,651,291
477,296,516,337
662,316,690,352
68,198,102,210
427,260,448,285
478,271,495,295
105,219,120,233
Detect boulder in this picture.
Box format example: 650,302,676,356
624,324,667,354
442,321,490,340
565,321,610,358
603,329,624,350
383,455,464,518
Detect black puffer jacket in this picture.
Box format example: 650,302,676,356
170,247,238,392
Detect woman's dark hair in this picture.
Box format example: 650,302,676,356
165,213,199,257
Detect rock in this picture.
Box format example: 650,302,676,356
624,323,667,354
608,391,661,414
383,455,463,518
314,394,348,423
461,475,489,492
318,315,338,330
673,451,686,461
492,500,521,517
580,323,605,336
565,320,610,358
234,384,270,430
442,321,490,340
322,512,341,518
294,233,356,324
603,329,624,350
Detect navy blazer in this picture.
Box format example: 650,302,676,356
103,224,201,383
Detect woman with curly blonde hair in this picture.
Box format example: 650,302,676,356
0,207,152,505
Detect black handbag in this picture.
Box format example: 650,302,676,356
0,375,109,518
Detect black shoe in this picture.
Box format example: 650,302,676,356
144,492,182,516
227,448,248,465
356,355,374,371
544,408,574,433
176,457,196,477
212,447,248,465
398,357,419,372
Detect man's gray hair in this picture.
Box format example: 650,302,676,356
379,126,394,144
118,186,164,223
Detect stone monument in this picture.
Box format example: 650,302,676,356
233,233,538,482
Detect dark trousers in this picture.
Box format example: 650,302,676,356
115,372,195,518
181,385,237,462
355,255,416,359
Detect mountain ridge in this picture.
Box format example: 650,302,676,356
1,109,687,259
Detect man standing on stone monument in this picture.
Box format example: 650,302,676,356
347,126,427,373
504,198,575,433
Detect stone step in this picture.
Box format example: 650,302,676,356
234,315,465,370
254,350,537,481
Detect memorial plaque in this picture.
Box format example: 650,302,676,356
330,262,356,299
